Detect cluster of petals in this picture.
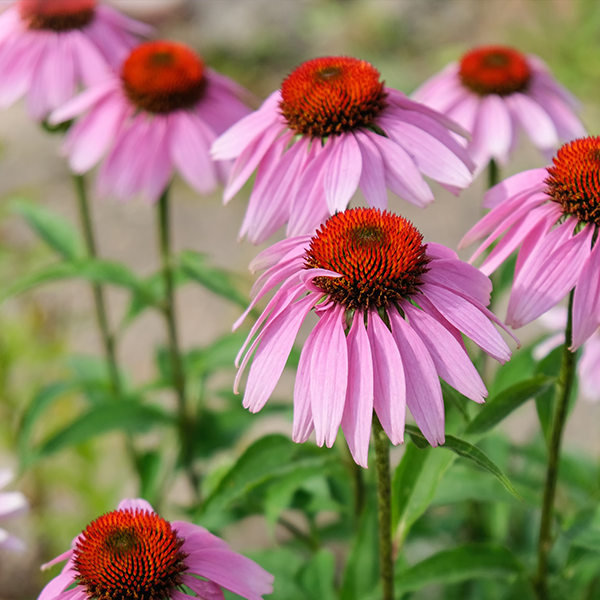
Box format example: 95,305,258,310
413,47,585,174
39,498,274,600
212,60,475,244
534,308,600,402
460,159,600,350
0,0,152,121
234,215,513,467
0,469,28,552
49,41,252,203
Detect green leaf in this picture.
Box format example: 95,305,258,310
178,250,249,308
137,450,163,504
185,331,250,379
393,544,524,595
535,345,562,441
298,550,336,600
405,425,522,501
465,375,554,436
564,507,600,553
12,199,84,260
33,402,173,460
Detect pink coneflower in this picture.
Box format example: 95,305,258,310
212,56,475,243
234,208,513,467
0,469,27,552
534,307,600,403
413,45,585,174
38,498,274,600
0,0,152,121
460,136,600,349
48,39,252,203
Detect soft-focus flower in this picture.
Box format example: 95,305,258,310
534,307,600,403
413,45,585,174
48,39,252,203
0,469,28,552
460,136,600,349
0,0,151,121
39,498,274,600
212,56,475,243
234,208,513,467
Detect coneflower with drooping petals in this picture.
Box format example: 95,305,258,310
413,45,585,174
38,498,274,600
48,39,253,203
0,0,152,121
460,136,600,349
212,56,475,244
0,469,27,552
234,208,515,467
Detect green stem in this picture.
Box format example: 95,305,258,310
157,188,200,502
533,290,577,599
488,158,499,190
73,174,120,395
373,414,394,600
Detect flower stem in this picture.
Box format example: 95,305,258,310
73,174,120,395
157,188,200,502
533,290,577,599
488,158,499,190
373,414,394,600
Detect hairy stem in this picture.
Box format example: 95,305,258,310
157,188,200,502
533,290,577,599
373,414,394,600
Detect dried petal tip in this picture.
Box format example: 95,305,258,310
459,45,531,96
280,56,388,137
122,40,206,114
18,0,96,31
305,207,429,309
74,508,187,600
545,137,600,225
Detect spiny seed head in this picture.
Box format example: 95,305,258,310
73,508,187,600
305,208,429,310
122,40,206,114
459,45,531,96
545,137,600,225
280,56,388,138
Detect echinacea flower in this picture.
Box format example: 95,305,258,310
460,136,600,349
212,56,475,243
0,469,28,552
234,208,513,467
39,498,274,600
0,0,152,121
48,39,252,203
534,307,600,403
413,45,585,174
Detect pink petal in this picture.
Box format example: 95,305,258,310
367,310,406,445
423,259,492,307
323,133,362,213
176,581,223,600
528,86,586,141
355,130,387,209
309,304,348,447
571,233,600,349
389,310,445,446
293,323,317,444
403,302,487,403
470,94,513,166
411,63,464,111
341,310,374,468
117,498,154,512
70,30,111,86
505,92,558,150
483,167,548,209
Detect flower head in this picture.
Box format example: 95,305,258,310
48,39,252,203
0,0,152,121
235,208,513,467
413,45,585,174
39,498,274,600
534,307,600,403
0,469,28,552
212,56,475,243
460,136,600,349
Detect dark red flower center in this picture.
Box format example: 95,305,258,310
545,137,600,225
73,508,188,600
122,41,207,114
280,56,388,137
18,0,96,31
305,208,429,310
459,45,531,96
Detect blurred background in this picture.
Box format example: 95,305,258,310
1,0,600,597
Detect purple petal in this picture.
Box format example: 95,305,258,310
572,233,600,349
483,167,548,209
505,92,558,150
423,259,492,307
323,134,362,213
470,95,513,166
355,130,388,209
48,78,120,124
341,310,374,468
